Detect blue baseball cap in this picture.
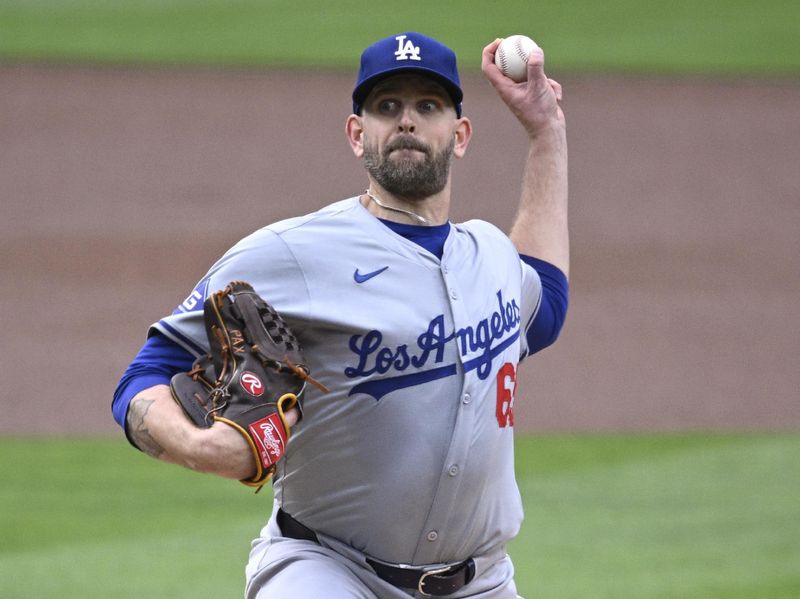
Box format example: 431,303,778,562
352,32,463,117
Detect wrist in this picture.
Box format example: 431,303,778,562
193,423,257,480
527,120,566,143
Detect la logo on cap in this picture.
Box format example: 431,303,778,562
394,35,421,61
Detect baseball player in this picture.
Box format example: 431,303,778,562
113,32,569,598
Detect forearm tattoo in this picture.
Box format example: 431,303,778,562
127,398,165,458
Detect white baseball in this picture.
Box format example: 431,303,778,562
494,35,540,82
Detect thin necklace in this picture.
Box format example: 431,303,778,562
364,190,429,225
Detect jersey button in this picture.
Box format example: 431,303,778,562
462,393,471,404
427,530,439,542
450,289,458,300
448,465,460,476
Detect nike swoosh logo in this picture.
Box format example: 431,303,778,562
354,266,389,284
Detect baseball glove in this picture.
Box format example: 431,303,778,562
170,280,325,489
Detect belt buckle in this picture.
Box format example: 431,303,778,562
418,564,454,596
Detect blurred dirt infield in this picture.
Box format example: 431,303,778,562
2,64,798,435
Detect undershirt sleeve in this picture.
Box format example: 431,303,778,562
111,333,195,432
519,255,569,358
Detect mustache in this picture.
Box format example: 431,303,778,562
384,136,430,156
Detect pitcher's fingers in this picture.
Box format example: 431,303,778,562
481,39,505,80
525,45,547,84
548,78,563,101
285,407,300,427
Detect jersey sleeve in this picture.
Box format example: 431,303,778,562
518,255,569,360
111,332,195,443
149,227,310,356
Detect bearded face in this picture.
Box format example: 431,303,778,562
363,134,455,201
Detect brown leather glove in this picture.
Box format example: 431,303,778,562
170,281,324,488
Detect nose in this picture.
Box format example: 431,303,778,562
397,106,416,133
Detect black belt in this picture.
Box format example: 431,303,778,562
276,509,476,597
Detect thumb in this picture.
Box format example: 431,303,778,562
525,44,546,84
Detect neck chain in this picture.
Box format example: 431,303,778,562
364,190,429,225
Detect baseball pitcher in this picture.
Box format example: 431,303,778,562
113,32,569,598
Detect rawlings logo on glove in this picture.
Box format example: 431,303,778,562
170,281,326,489
241,372,265,396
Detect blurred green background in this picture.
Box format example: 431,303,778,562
2,435,799,598
1,1,798,597
1,0,799,74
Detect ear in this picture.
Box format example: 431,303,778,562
453,117,472,159
345,115,365,158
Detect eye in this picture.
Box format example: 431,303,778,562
418,100,439,113
378,99,400,115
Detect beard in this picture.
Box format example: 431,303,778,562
363,135,455,200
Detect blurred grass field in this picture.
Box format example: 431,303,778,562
1,0,799,74
2,435,799,598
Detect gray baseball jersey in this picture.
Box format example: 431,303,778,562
152,196,543,567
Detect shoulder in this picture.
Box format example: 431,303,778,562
222,197,362,256
264,197,363,236
452,219,517,253
455,218,507,236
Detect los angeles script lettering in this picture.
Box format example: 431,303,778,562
345,290,520,381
